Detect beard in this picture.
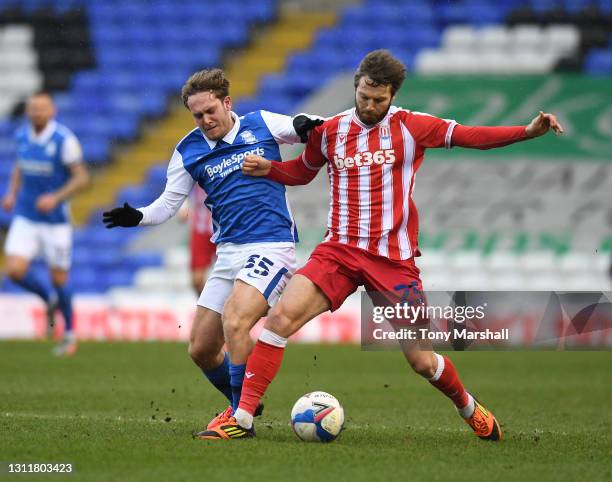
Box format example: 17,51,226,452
354,101,392,126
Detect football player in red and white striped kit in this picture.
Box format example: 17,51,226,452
182,185,216,295
204,50,563,441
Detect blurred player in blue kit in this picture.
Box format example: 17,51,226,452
103,69,321,435
2,92,89,356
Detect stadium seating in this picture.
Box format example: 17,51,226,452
1,0,610,295
0,0,280,293
234,0,612,292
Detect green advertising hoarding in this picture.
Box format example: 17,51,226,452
395,75,612,160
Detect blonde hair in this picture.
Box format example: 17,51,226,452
181,69,230,107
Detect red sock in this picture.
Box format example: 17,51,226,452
238,339,285,415
429,355,469,409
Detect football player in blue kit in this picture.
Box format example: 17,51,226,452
2,92,89,356
103,68,321,437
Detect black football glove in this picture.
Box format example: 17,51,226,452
293,115,324,143
102,202,143,228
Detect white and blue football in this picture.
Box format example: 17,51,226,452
290,391,345,442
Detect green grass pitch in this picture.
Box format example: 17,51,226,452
1,342,610,482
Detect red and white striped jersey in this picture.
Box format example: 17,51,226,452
190,185,214,236
300,106,456,261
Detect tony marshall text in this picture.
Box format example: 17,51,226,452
372,328,510,341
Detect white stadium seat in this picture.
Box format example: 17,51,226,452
441,25,476,51
544,24,580,55
484,252,519,272
421,22,580,74
2,25,34,47
164,247,189,270
518,252,557,273
478,26,511,51
511,25,544,50
0,50,37,69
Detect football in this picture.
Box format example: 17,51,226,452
290,391,345,442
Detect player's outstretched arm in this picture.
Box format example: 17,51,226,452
451,111,564,150
242,154,319,186
103,189,188,228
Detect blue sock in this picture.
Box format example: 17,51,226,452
203,352,232,403
55,284,73,334
15,270,50,302
229,362,246,413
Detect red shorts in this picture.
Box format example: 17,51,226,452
190,229,216,270
296,241,425,313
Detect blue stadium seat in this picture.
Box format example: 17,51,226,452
71,246,96,267
437,3,470,25
0,140,15,159
101,268,134,289
91,250,123,269
235,96,295,116
21,0,55,13
70,268,102,293
126,252,163,270
147,165,169,186
108,114,140,140
90,25,125,46
117,186,160,208
313,29,342,52
120,4,155,23
399,4,435,24
531,0,563,13
0,162,13,178
0,120,17,138
563,0,592,12
341,6,368,25
79,226,130,249
584,49,612,74
465,3,505,25
246,1,276,22
599,0,612,13
79,137,111,164
87,4,118,24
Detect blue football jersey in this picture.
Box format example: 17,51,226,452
165,110,300,244
14,120,83,223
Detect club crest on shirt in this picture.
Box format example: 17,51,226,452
379,126,390,139
45,142,57,157
240,130,257,144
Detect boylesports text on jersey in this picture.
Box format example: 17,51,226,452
333,149,396,170
18,159,54,176
205,146,265,180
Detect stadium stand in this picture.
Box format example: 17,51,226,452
0,0,281,293
1,0,611,296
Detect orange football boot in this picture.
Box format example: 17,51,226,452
465,398,502,441
197,417,255,440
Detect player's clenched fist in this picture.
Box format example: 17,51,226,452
242,155,272,177
526,111,564,138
